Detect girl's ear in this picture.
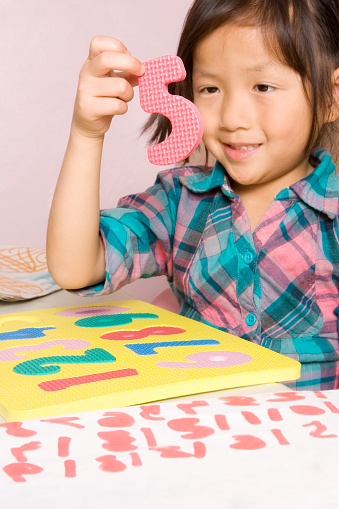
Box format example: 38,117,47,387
328,67,339,123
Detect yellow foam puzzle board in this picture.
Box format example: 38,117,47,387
0,300,300,421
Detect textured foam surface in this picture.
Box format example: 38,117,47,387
139,56,204,165
0,300,300,421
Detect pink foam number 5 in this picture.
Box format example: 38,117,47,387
139,56,204,165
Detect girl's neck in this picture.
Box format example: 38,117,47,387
230,160,315,233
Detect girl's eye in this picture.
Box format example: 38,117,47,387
255,84,275,93
200,86,219,94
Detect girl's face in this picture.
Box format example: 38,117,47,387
193,24,314,195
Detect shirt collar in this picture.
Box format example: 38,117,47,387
281,148,339,219
180,148,339,219
179,160,235,198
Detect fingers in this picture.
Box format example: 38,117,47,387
83,76,135,103
85,97,129,118
87,54,144,91
103,77,134,103
88,35,129,60
75,76,133,124
87,36,145,80
73,36,144,137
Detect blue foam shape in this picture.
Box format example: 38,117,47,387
125,339,220,355
0,327,56,341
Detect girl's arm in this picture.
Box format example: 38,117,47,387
46,36,145,290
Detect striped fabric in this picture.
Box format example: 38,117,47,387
75,148,339,390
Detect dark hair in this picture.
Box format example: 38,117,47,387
142,0,339,165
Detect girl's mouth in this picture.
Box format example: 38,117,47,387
223,143,262,161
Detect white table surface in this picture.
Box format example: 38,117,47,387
1,289,338,508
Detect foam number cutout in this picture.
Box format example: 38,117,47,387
74,313,158,328
125,339,220,356
13,348,116,376
139,55,204,165
0,339,90,361
157,351,252,369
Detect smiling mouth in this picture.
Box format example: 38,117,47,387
226,144,261,151
223,143,262,161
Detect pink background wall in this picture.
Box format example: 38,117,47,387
0,0,196,249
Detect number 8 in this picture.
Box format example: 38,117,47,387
138,55,204,166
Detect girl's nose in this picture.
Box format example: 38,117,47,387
219,93,251,132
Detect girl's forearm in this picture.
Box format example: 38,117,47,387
47,37,144,290
46,128,106,289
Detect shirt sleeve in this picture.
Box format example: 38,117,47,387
70,169,180,296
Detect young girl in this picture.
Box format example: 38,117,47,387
47,0,339,390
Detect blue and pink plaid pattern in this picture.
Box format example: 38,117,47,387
75,148,339,390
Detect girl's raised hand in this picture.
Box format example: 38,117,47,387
72,35,145,139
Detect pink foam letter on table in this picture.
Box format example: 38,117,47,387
139,55,203,165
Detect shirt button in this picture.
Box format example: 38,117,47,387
244,251,254,264
245,313,257,326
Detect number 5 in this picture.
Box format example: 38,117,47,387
139,55,204,165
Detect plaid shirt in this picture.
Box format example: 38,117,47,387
77,148,339,390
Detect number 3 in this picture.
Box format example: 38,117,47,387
139,55,204,165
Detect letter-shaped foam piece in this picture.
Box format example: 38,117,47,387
139,55,204,165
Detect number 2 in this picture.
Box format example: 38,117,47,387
13,348,116,376
139,55,204,165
